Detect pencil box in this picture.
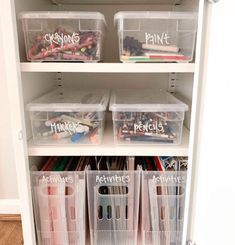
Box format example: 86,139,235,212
109,89,188,145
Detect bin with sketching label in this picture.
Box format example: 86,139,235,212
109,89,188,145
86,169,141,245
141,171,187,245
19,11,106,62
27,89,109,145
114,11,197,63
31,171,86,245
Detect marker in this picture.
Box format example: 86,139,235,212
124,136,174,143
53,131,71,140
45,116,61,127
76,125,90,134
89,127,99,144
42,131,54,137
71,132,85,143
60,114,93,127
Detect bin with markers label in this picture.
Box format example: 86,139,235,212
19,11,106,62
31,169,86,245
109,89,188,145
87,169,141,245
114,11,197,63
142,171,187,245
27,89,109,145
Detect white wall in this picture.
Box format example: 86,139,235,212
0,15,19,200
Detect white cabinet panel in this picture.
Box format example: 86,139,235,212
193,1,235,244
0,16,18,200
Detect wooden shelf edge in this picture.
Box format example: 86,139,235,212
0,214,21,221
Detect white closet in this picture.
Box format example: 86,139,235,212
0,0,226,244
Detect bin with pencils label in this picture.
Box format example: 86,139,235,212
109,89,188,145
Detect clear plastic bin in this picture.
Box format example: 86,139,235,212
109,89,188,145
31,171,86,245
27,89,109,145
86,170,141,245
19,11,106,62
142,171,187,245
114,11,197,63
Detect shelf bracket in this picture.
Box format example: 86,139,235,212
56,72,63,87
56,72,64,97
168,72,177,94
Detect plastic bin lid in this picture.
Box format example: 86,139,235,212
19,11,106,22
27,89,110,112
109,89,188,112
114,11,197,23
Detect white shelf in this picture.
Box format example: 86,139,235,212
51,0,182,5
27,121,189,156
21,62,195,73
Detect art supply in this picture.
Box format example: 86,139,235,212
71,132,85,143
27,89,109,145
142,44,179,53
109,89,188,145
114,11,197,63
19,11,106,62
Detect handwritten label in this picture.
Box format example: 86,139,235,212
44,32,80,47
50,122,80,135
145,32,170,46
134,121,164,134
42,175,73,184
96,175,130,184
153,175,186,184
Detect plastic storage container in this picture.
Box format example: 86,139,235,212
109,89,188,145
31,171,86,245
27,89,109,145
19,11,106,62
142,171,187,245
114,11,197,63
86,170,141,245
